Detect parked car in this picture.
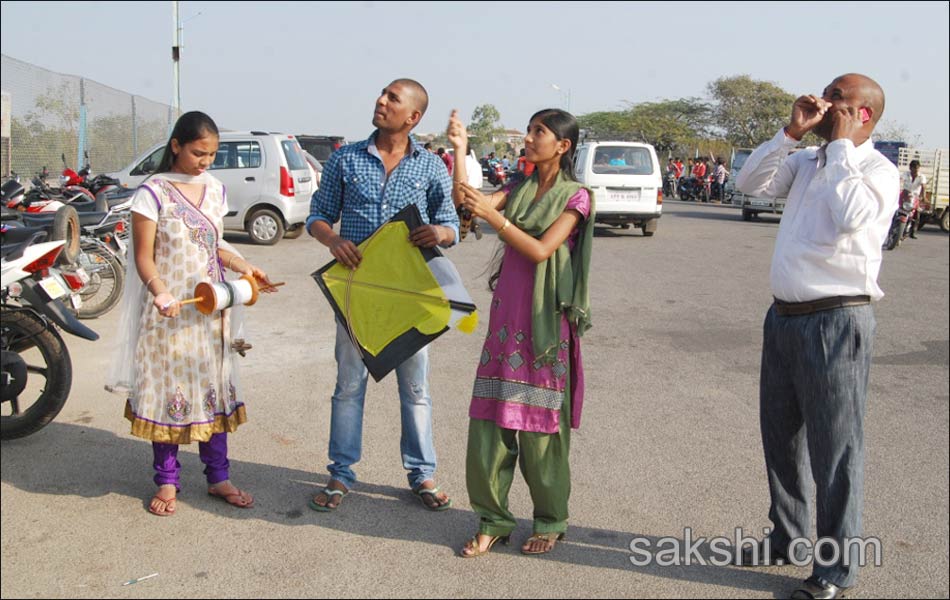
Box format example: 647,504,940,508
573,141,663,236
295,135,346,165
732,148,797,221
106,131,313,245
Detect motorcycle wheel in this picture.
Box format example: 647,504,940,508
52,205,81,264
74,245,125,319
0,309,72,440
884,222,900,250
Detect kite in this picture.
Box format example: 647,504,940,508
312,205,478,381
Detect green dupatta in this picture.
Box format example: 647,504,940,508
503,170,595,364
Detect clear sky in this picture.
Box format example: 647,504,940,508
2,1,948,149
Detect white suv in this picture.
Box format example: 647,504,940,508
573,141,663,236
106,131,314,245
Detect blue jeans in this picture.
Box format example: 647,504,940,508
760,303,875,588
326,320,436,490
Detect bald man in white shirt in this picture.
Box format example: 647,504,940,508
734,73,899,600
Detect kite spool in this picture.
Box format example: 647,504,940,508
180,274,282,315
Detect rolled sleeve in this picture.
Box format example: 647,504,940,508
306,152,344,235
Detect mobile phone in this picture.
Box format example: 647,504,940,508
859,107,871,123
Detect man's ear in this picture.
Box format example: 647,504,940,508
407,110,422,127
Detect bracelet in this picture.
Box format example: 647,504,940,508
498,219,511,235
145,275,161,291
228,255,242,271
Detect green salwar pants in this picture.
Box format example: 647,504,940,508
465,385,571,537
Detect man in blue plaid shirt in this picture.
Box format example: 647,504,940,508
307,78,459,513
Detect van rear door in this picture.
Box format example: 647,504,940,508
588,145,660,214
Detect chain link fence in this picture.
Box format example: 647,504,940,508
1,54,180,180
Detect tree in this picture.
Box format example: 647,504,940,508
467,104,504,156
577,98,710,154
707,75,795,148
873,120,922,147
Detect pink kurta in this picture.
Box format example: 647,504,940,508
468,189,590,434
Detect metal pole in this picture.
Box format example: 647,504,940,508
172,0,181,117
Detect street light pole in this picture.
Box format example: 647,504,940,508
172,0,181,118
551,83,572,112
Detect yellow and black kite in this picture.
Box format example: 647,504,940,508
312,205,478,381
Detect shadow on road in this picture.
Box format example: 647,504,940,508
2,422,798,595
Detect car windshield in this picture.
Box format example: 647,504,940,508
592,147,654,175
732,151,752,172
282,140,308,171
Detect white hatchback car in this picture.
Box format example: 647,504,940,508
106,131,314,244
573,141,663,236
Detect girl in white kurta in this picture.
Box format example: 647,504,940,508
106,111,275,516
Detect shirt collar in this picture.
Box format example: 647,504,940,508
365,130,423,160
812,136,875,167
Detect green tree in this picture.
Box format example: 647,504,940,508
578,98,710,154
467,104,505,156
707,75,795,147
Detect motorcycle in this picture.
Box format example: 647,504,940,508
884,190,920,251
1,235,98,439
663,172,678,199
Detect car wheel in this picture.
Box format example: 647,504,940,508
641,218,657,237
247,208,284,245
941,209,950,233
283,225,305,239
741,209,753,222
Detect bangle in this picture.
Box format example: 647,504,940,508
228,256,242,271
498,219,511,235
145,275,161,291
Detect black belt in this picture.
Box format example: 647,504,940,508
773,295,870,316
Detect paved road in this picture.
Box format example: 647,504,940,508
2,200,948,598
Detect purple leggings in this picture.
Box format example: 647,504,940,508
152,432,229,489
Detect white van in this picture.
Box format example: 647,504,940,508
107,131,314,245
573,141,662,236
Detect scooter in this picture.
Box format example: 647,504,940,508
1,236,98,439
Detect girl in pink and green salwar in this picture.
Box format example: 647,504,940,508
447,108,595,557
105,111,275,517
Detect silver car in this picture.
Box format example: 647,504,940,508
106,131,314,245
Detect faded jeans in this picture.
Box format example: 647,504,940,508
760,303,875,588
326,320,436,490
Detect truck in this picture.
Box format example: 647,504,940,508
897,147,949,232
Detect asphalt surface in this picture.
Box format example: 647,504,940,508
2,199,948,599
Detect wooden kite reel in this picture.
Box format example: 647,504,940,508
179,274,283,315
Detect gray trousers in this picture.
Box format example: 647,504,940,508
760,303,875,588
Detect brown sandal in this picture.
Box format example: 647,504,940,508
521,532,565,555
207,486,254,508
459,534,510,558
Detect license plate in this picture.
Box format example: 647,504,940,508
607,190,640,202
73,267,91,286
38,276,67,300
751,199,771,207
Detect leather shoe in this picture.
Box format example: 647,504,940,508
789,575,849,599
736,540,790,566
